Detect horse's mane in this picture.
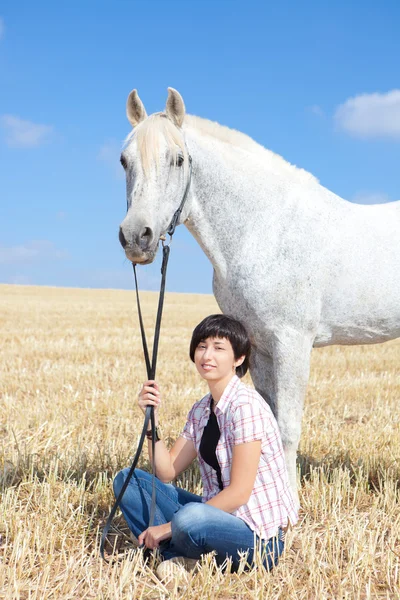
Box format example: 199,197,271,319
184,114,318,184
185,114,271,156
125,112,318,184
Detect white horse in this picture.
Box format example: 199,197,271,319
119,88,400,505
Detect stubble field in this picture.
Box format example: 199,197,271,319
0,284,399,599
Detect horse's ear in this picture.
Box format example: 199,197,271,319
165,87,185,127
126,89,147,127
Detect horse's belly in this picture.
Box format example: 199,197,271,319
317,262,400,345
314,321,400,346
214,266,400,349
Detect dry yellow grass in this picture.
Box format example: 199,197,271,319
0,283,399,599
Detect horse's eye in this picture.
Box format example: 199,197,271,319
120,155,127,169
176,154,184,167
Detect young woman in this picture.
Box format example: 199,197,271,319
113,314,298,582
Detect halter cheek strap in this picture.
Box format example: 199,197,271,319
167,155,193,237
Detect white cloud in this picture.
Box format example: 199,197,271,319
0,17,4,40
308,104,325,118
0,241,68,265
334,90,400,139
98,139,124,180
351,191,394,205
1,115,53,148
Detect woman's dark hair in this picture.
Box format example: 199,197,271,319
189,314,251,378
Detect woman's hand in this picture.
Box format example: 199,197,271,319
138,380,161,424
138,523,172,549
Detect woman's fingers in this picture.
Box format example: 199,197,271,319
138,381,161,415
138,529,147,545
142,391,160,400
139,400,158,408
138,529,158,550
138,393,161,413
139,393,160,404
139,389,161,403
143,380,159,390
143,385,160,395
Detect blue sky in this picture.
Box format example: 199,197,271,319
1,0,399,293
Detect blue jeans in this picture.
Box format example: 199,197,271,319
113,468,285,572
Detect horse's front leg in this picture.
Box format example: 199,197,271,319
273,330,314,506
251,331,313,507
249,348,276,415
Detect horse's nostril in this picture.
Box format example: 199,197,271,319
119,227,127,248
140,227,152,241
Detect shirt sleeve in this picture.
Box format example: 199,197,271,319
231,401,266,445
180,403,196,443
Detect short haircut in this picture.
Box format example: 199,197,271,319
189,314,251,378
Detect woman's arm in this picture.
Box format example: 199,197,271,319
138,380,197,482
148,436,197,483
205,440,261,512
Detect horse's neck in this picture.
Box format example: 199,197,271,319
184,132,292,279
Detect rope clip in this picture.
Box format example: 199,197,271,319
160,233,173,248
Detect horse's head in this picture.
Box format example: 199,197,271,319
119,87,191,264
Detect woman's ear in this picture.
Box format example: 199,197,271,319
235,355,246,368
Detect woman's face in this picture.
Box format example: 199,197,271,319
194,337,244,383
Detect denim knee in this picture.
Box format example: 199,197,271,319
113,467,146,497
172,502,208,545
113,468,128,497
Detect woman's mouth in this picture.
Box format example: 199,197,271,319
201,364,215,371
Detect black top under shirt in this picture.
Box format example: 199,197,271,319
199,396,224,491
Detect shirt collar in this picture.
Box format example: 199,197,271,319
213,374,241,414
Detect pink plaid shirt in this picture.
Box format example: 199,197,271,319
180,375,299,540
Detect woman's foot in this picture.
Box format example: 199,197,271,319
156,556,198,590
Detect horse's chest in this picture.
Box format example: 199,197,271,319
212,264,320,338
213,273,253,319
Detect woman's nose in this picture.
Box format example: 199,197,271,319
202,347,213,360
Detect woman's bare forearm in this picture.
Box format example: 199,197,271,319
147,439,174,482
139,382,197,482
205,485,248,513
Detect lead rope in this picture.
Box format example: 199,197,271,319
100,155,192,561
